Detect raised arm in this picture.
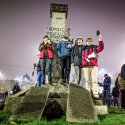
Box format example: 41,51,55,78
96,35,104,53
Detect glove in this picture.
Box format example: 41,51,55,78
67,44,72,48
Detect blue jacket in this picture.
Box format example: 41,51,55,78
57,40,72,57
103,76,111,90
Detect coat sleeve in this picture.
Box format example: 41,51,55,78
38,43,44,51
57,42,61,57
71,47,74,63
96,41,104,53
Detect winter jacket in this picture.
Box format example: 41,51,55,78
121,64,125,80
57,39,72,57
82,41,104,66
12,84,21,94
103,76,111,90
39,43,53,59
112,86,119,97
71,43,85,66
118,75,125,90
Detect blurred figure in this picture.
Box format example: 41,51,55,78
57,34,72,85
3,90,8,100
70,37,84,85
82,34,104,99
112,78,120,107
32,61,42,88
12,83,21,95
1,91,8,100
102,74,111,106
0,92,2,99
38,35,53,85
117,64,125,109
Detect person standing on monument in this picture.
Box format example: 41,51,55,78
70,37,85,85
32,61,42,88
57,34,72,85
38,35,53,85
82,33,104,99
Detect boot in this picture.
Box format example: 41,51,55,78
66,79,69,84
60,79,66,86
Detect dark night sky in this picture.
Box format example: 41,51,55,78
0,0,125,80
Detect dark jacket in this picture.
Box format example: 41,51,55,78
121,64,125,80
57,39,72,57
12,84,21,94
82,41,104,66
71,43,84,66
112,86,119,97
39,43,53,59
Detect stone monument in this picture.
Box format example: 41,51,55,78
4,3,108,124
46,3,71,83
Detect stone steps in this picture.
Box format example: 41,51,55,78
9,86,50,122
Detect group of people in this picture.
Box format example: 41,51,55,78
100,64,125,109
33,32,104,100
0,91,8,100
0,83,21,101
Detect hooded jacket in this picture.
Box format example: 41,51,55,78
82,41,104,66
57,39,72,57
71,43,85,66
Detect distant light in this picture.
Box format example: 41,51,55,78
108,73,113,77
14,76,22,82
99,68,105,74
0,71,4,79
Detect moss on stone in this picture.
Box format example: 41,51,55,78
66,83,98,123
9,86,50,122
4,97,23,113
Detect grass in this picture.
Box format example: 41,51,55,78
1,107,125,125
0,110,10,125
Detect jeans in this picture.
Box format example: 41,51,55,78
60,56,71,81
37,71,42,88
40,59,52,83
113,97,120,107
102,89,111,106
